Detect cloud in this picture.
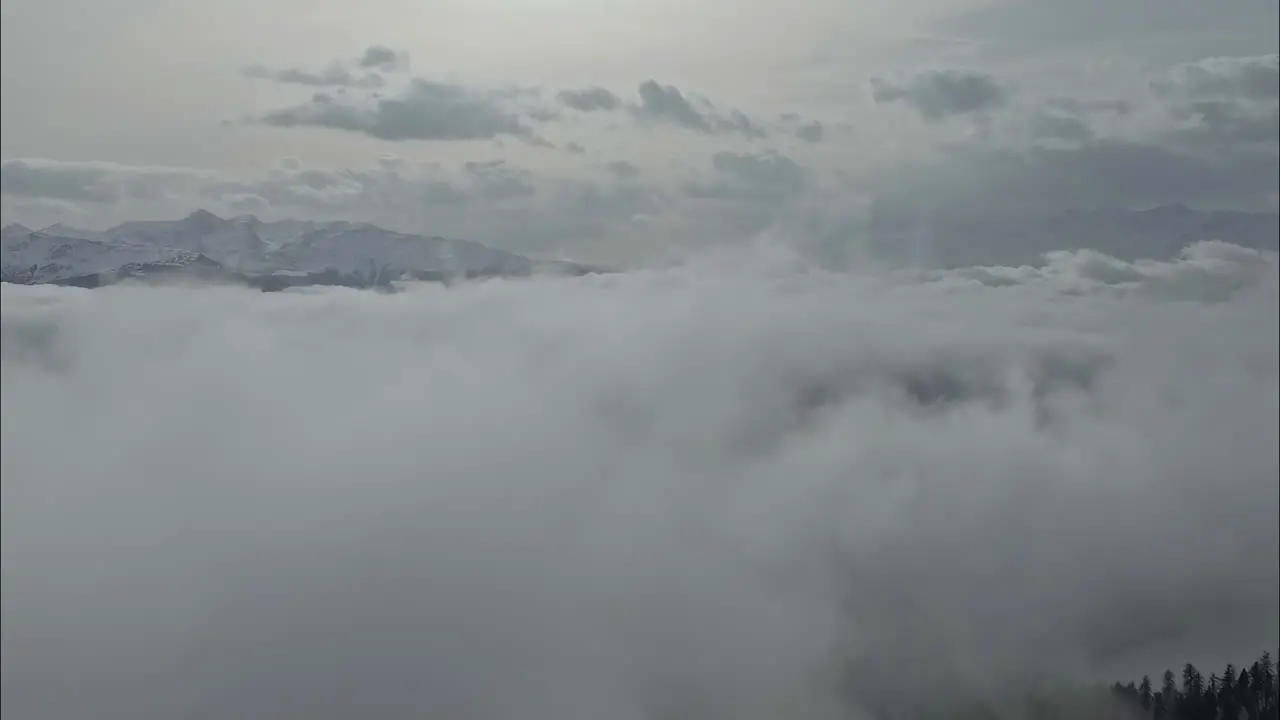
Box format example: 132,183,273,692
1,158,214,204
258,80,531,142
461,159,537,200
796,121,824,143
634,80,714,132
685,150,807,203
778,113,826,143
2,242,1276,718
869,138,1279,230
244,63,385,89
357,44,408,72
557,87,622,112
870,69,1009,121
1028,113,1095,142
1148,55,1280,154
631,81,767,138
1044,98,1132,117
1153,54,1280,103
605,160,640,180
1168,101,1279,150
200,157,538,215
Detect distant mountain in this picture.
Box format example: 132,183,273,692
866,203,1280,268
1,210,606,290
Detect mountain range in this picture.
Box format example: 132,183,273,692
3,205,1278,290
1,210,605,291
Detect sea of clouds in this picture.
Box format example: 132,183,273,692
2,240,1278,719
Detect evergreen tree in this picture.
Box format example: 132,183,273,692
1140,675,1154,712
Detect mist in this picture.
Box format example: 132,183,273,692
3,240,1278,719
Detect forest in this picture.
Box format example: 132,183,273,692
1106,650,1279,720
906,650,1278,720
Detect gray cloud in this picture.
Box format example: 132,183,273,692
796,121,824,143
557,87,622,112
461,159,537,200
557,82,805,140
1,159,213,204
1044,98,1132,116
244,63,385,89
632,81,767,138
357,44,408,72
605,160,640,180
870,69,1009,121
199,157,540,216
258,80,531,142
634,80,714,132
1149,55,1280,154
780,113,826,143
713,109,768,139
685,150,807,202
1028,113,1095,142
1169,101,1279,150
2,244,1276,717
1153,54,1279,102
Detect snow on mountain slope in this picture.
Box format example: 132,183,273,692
39,224,103,241
228,216,323,248
1,231,206,284
2,210,552,286
102,210,271,271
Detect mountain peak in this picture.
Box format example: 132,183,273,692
180,209,227,231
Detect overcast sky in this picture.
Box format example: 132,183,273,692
1,0,1277,263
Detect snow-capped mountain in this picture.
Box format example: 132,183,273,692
2,210,593,288
1,231,212,285
100,209,271,272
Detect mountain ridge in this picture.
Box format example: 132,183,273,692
2,210,607,290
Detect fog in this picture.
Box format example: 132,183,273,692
3,241,1278,719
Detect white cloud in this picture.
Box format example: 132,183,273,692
3,242,1276,718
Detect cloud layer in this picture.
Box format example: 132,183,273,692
3,241,1277,719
